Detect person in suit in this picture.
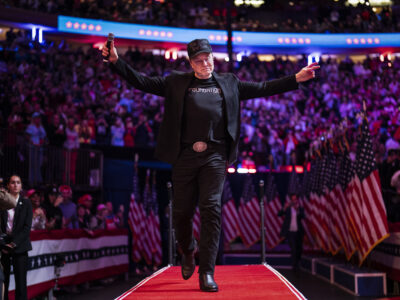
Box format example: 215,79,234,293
1,175,33,300
279,193,304,272
0,184,17,300
102,38,318,291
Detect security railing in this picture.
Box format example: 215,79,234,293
0,128,103,188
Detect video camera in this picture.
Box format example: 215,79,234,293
0,233,13,252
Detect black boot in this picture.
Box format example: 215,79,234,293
181,250,196,280
199,273,218,292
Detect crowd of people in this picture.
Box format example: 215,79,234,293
0,174,126,299
2,37,400,172
2,0,400,33
5,44,398,171
27,184,124,232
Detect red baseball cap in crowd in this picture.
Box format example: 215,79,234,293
97,204,106,211
59,185,72,198
26,189,38,198
78,194,92,205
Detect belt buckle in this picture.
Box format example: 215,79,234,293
193,141,207,152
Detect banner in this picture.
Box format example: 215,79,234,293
8,229,129,300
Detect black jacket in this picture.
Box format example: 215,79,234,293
0,197,33,253
278,206,305,238
111,58,299,165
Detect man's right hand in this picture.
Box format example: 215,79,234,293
102,40,118,64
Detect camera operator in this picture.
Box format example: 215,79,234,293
0,178,17,300
0,175,32,300
0,179,17,210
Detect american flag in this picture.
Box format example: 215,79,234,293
128,164,144,262
142,170,154,265
222,180,240,245
330,155,351,257
193,206,201,241
338,149,357,260
298,166,318,250
264,173,284,249
323,149,343,255
238,175,260,247
346,153,366,259
309,157,330,252
354,118,389,264
150,171,162,266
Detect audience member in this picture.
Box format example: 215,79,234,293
111,117,125,147
64,117,80,184
77,194,97,228
94,204,107,230
25,112,46,184
104,201,118,229
45,114,66,183
77,204,93,230
27,189,46,230
42,186,63,230
58,185,78,229
123,117,135,147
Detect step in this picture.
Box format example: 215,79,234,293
223,253,292,268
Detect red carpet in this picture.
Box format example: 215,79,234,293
116,264,306,300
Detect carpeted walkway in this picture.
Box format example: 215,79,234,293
116,264,306,300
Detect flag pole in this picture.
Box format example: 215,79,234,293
167,181,175,266
259,180,266,264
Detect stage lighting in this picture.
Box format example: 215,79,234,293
227,168,236,173
31,27,36,40
307,52,320,66
38,28,43,43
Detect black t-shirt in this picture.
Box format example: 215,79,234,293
181,76,227,144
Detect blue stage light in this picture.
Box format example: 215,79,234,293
57,15,400,53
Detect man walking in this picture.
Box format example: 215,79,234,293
102,38,318,292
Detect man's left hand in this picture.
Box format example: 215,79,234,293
295,62,320,83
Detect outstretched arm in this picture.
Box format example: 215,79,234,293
102,40,166,96
238,62,320,101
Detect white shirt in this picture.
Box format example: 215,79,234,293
289,206,298,232
7,195,19,234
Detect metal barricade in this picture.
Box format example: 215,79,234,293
0,128,28,182
0,128,103,188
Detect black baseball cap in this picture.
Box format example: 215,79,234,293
187,39,212,59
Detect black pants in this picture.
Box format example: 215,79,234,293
287,231,303,269
0,266,4,300
172,143,227,275
2,252,28,300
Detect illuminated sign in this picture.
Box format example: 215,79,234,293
346,0,392,6
234,0,265,7
58,15,400,51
